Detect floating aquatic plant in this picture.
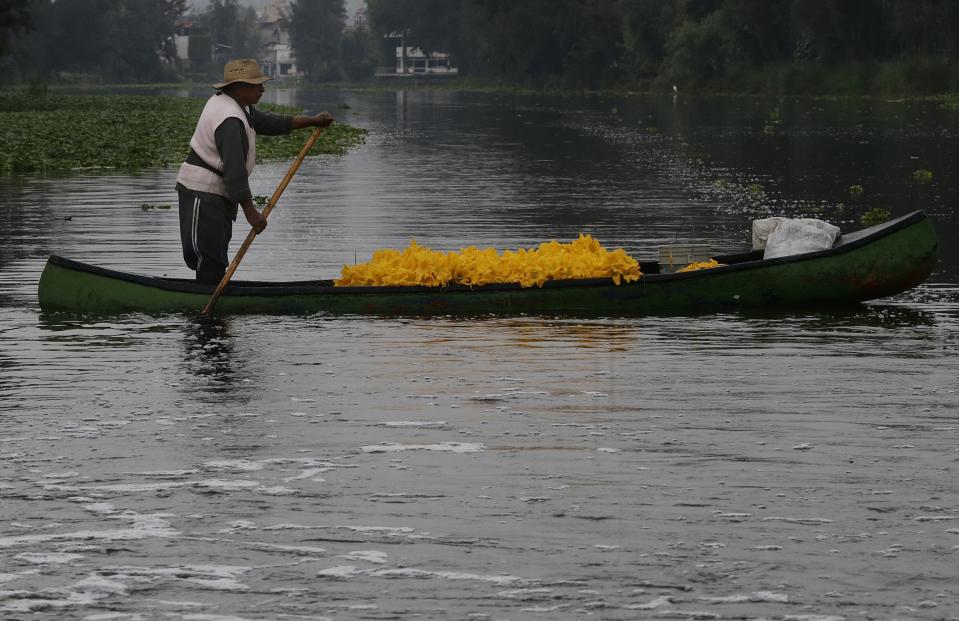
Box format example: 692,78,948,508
912,169,933,184
848,184,864,197
861,208,891,226
0,92,367,174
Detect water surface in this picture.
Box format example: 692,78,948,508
1,89,957,619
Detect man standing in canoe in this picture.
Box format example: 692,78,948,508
175,58,335,284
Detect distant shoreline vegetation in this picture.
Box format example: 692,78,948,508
0,93,367,174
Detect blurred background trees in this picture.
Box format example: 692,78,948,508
3,0,959,94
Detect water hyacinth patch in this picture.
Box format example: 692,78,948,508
912,169,933,184
861,208,892,226
0,93,367,174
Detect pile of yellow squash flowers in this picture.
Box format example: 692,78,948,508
335,234,722,288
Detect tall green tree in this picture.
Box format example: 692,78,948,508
4,0,185,81
339,25,375,81
0,0,30,57
621,0,681,77
289,0,345,80
105,0,188,81
207,0,262,62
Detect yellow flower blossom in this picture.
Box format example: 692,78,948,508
677,258,723,272
335,234,643,288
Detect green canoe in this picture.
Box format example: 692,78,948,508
38,211,937,316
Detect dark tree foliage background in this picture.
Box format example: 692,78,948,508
206,0,263,62
289,0,346,81
3,0,959,94
366,0,959,94
1,0,188,83
0,0,31,57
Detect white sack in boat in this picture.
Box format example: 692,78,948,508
759,218,841,260
752,217,840,251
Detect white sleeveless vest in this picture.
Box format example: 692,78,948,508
176,94,257,198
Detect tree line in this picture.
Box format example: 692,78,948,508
3,0,959,94
366,0,959,93
0,0,355,83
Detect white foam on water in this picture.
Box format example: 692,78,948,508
104,564,250,580
1,574,129,614
202,460,265,472
179,615,281,621
136,469,199,477
337,550,388,564
183,577,248,591
317,564,528,585
625,595,673,610
84,613,145,620
521,604,567,613
248,542,327,555
375,421,448,428
495,588,554,600
15,552,85,564
195,479,262,490
41,471,80,478
45,481,185,493
699,591,789,603
0,512,178,548
762,517,834,524
48,478,296,496
317,564,362,578
0,569,40,583
348,526,416,535
596,447,621,453
361,442,485,453
98,564,251,592
281,468,328,482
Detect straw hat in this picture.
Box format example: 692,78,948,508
213,59,273,89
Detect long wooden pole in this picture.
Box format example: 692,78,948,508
201,126,325,316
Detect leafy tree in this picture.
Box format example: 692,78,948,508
664,12,733,84
339,25,374,81
3,0,185,81
104,0,188,81
621,0,681,77
887,0,959,60
0,0,30,57
206,0,262,62
564,0,624,88
721,0,792,64
289,0,345,80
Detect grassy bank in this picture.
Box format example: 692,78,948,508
0,93,367,174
